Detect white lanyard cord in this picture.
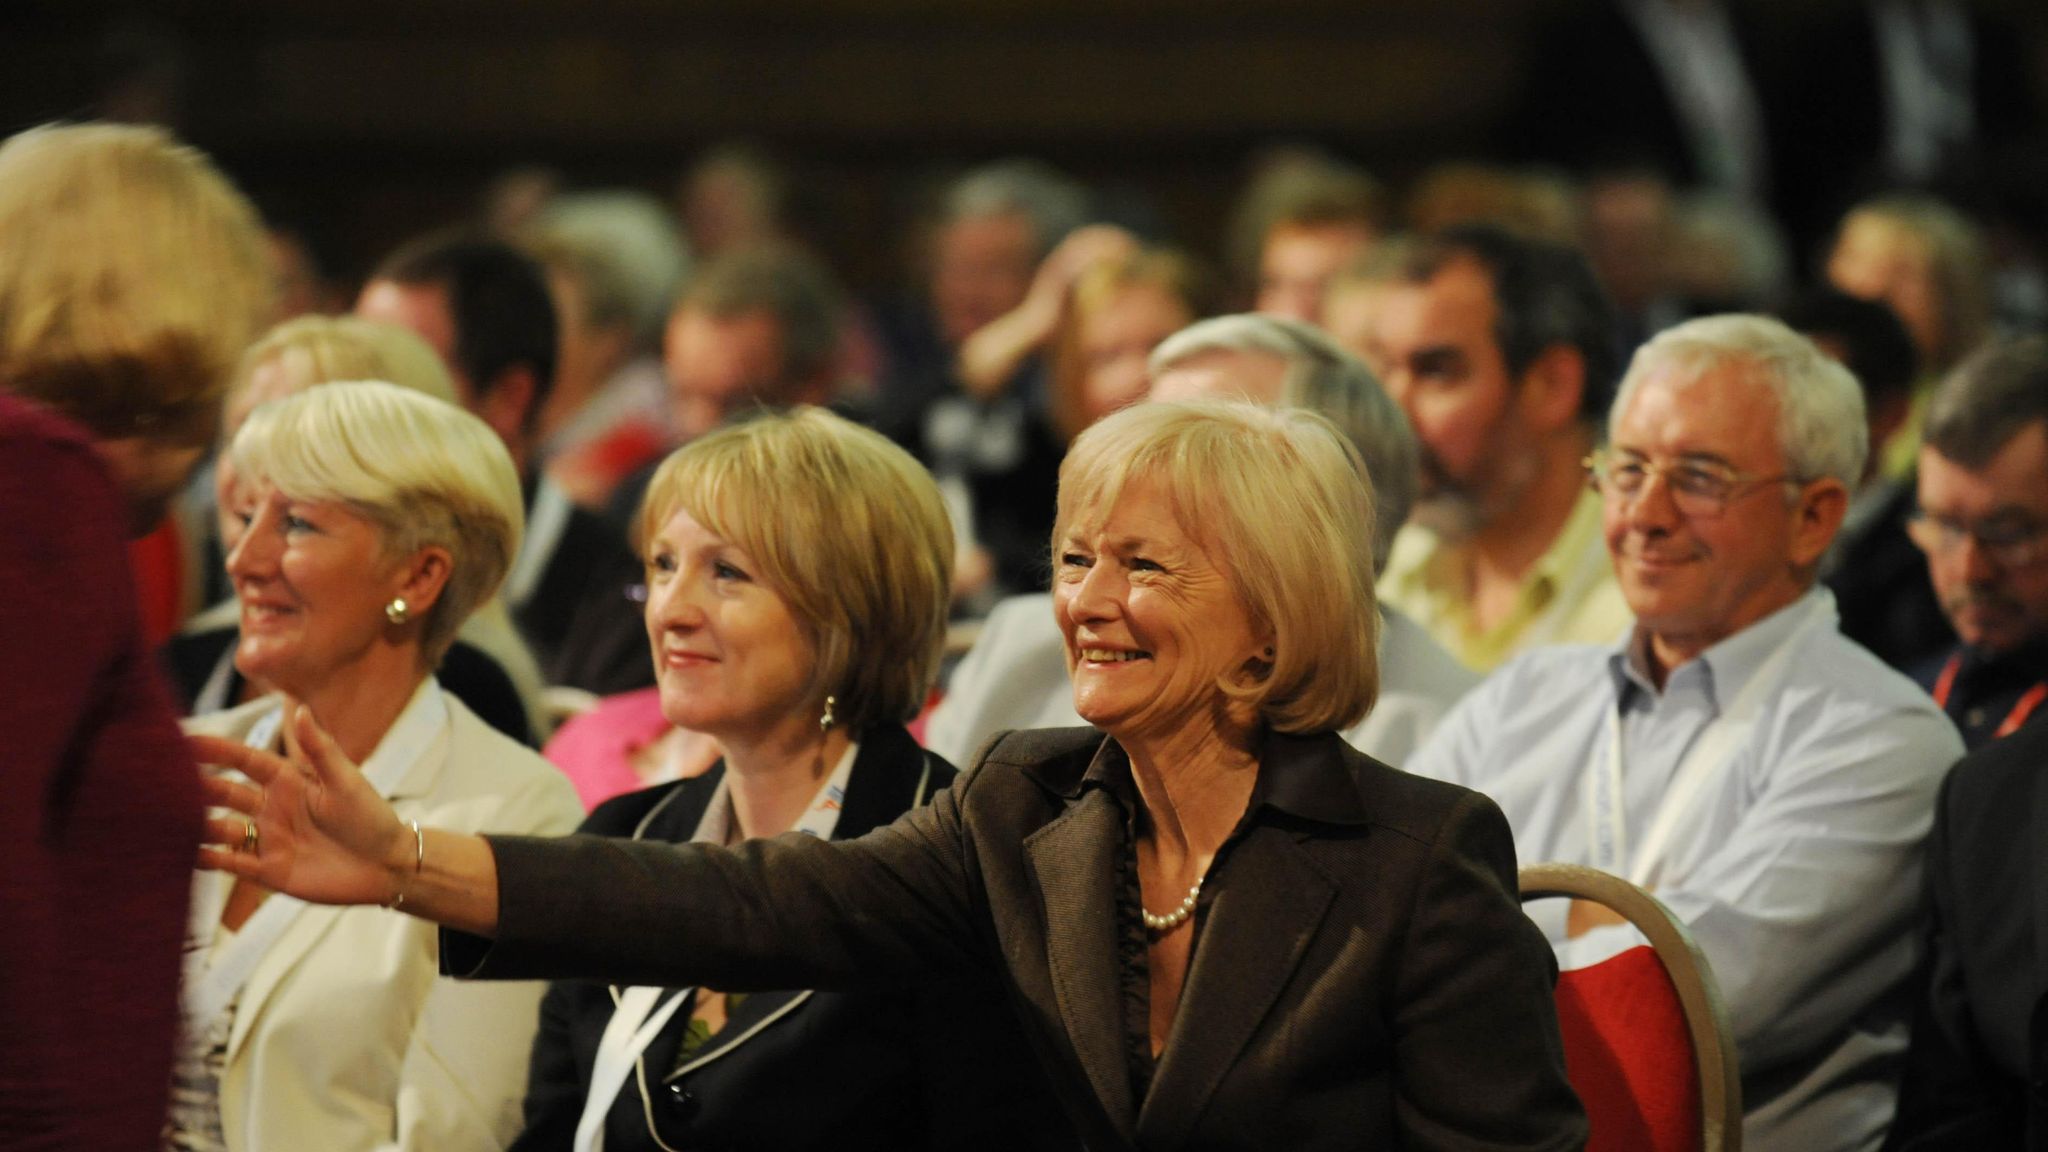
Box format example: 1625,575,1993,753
1587,595,1831,888
572,740,861,1152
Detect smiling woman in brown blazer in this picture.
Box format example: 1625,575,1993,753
199,400,1587,1151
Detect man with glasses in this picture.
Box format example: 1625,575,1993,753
1412,315,1961,1150
1904,337,2048,752
1886,337,2048,1148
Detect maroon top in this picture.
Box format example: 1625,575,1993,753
0,392,204,1150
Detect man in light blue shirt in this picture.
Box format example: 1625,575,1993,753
1410,315,1964,1152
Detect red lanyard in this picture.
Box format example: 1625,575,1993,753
1932,654,2048,739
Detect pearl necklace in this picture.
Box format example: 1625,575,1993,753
1142,874,1204,934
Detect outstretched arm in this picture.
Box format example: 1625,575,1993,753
193,702,504,937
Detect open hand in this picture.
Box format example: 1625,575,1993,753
193,702,411,907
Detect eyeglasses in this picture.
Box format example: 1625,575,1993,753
1584,451,1797,518
1906,511,2048,569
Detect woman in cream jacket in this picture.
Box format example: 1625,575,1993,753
171,381,580,1151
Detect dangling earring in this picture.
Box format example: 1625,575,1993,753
385,597,410,626
819,694,837,733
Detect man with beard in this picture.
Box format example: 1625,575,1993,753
1906,336,2048,752
1358,224,1632,671
1412,316,1961,1150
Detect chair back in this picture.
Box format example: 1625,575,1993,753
1520,862,1741,1152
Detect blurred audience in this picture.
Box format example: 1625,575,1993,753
874,159,1086,427
676,142,798,261
0,119,269,1152
1243,158,1384,324
1411,315,1963,1150
359,232,653,695
523,190,690,512
878,160,1093,603
1907,337,2048,751
1046,247,1218,444
1781,290,1952,672
176,381,580,1150
163,314,550,745
928,314,1476,768
1404,162,1583,246
1354,224,1632,671
1826,194,1995,479
607,242,847,524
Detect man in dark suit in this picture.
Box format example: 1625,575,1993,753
1885,718,2048,1148
359,233,653,695
1906,337,2048,750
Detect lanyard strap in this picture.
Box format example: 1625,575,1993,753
574,740,862,1150
183,682,447,1030
575,987,693,1152
1587,595,1832,888
1932,654,2047,739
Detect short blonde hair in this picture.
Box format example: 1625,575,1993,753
1056,401,1380,734
634,407,954,730
230,382,524,665
227,315,459,432
0,122,270,444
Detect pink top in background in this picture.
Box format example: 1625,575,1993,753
543,687,674,812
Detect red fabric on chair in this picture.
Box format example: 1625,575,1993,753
1554,944,1703,1152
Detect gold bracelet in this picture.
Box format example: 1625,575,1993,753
383,820,424,910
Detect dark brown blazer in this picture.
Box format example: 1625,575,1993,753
449,727,1586,1151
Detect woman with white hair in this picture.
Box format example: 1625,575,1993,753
197,400,1582,1150
169,381,581,1151
165,314,551,746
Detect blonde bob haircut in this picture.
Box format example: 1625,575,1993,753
1056,400,1380,735
228,316,460,430
634,407,955,731
0,122,270,444
230,381,524,666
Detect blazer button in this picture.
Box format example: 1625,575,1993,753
666,1083,699,1118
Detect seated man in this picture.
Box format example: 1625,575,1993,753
927,314,1476,768
1410,315,1964,1151
1905,337,2048,750
1884,712,2048,1148
1357,224,1633,671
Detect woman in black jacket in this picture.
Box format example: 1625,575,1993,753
508,408,1067,1151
